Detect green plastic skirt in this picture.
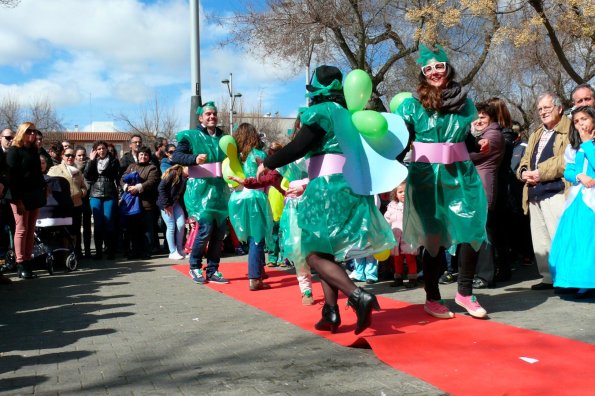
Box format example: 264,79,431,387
404,161,487,256
228,188,273,249
296,174,395,261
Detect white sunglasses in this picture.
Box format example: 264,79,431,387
421,62,447,76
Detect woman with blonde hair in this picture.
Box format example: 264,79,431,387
5,122,47,278
47,147,87,258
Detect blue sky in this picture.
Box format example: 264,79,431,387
0,0,310,131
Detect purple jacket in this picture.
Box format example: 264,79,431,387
469,122,505,210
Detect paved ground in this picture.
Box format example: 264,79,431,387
1,252,593,395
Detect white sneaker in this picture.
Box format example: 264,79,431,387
168,252,184,260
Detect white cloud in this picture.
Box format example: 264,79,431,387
0,0,307,129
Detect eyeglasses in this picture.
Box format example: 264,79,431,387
64,154,75,158
421,62,447,76
538,105,555,114
1,136,13,141
167,150,175,154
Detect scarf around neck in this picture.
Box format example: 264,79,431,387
440,82,468,113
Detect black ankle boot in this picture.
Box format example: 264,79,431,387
17,261,37,279
315,303,341,333
347,287,380,335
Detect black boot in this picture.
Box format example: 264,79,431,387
347,287,380,335
17,261,37,279
314,303,341,333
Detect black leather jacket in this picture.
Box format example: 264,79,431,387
84,155,120,199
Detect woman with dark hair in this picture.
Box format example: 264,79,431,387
487,97,519,282
121,146,160,259
84,140,120,260
5,122,47,278
257,65,394,334
396,44,489,319
469,102,505,289
549,106,595,298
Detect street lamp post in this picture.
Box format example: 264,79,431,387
221,73,242,134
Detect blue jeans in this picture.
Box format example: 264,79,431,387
189,219,227,277
248,237,265,279
161,204,185,254
90,197,116,254
351,256,378,281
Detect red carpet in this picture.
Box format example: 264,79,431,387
173,262,595,395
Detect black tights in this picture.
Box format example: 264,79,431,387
306,253,357,306
423,243,478,301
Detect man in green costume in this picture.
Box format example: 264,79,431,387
172,102,230,284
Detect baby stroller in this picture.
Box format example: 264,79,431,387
5,175,78,274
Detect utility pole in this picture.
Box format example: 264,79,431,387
189,0,201,129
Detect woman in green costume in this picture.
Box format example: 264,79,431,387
227,123,274,291
257,66,395,335
396,44,488,319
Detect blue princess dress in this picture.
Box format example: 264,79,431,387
549,140,595,289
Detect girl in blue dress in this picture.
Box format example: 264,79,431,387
549,106,595,298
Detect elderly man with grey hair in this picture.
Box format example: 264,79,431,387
517,92,571,291
571,83,594,108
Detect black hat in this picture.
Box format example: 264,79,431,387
306,65,343,93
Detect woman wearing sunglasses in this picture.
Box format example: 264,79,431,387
47,148,87,258
160,143,176,173
395,44,489,319
5,122,47,279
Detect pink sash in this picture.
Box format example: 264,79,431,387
411,142,469,164
306,154,346,180
187,162,222,178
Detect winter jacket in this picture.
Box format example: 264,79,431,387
383,201,417,256
84,155,120,199
517,116,571,214
121,161,160,211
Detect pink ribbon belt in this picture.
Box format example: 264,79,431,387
187,162,222,178
306,154,346,180
411,142,469,164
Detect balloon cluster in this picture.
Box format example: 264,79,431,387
344,70,388,138
219,135,245,188
344,69,412,132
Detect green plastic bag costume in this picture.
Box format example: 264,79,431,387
396,97,487,256
296,102,396,261
278,159,308,265
176,129,230,226
227,148,274,246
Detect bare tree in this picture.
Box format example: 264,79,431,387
0,95,64,131
0,0,21,8
0,96,22,131
111,96,179,143
28,98,65,132
218,0,498,111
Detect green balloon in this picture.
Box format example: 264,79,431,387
344,69,372,114
351,110,388,138
218,134,236,153
389,92,413,113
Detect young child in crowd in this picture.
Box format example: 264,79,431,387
549,106,595,298
384,182,418,288
348,255,379,284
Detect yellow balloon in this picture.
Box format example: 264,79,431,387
268,187,285,221
373,250,391,261
281,177,290,192
219,135,245,187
